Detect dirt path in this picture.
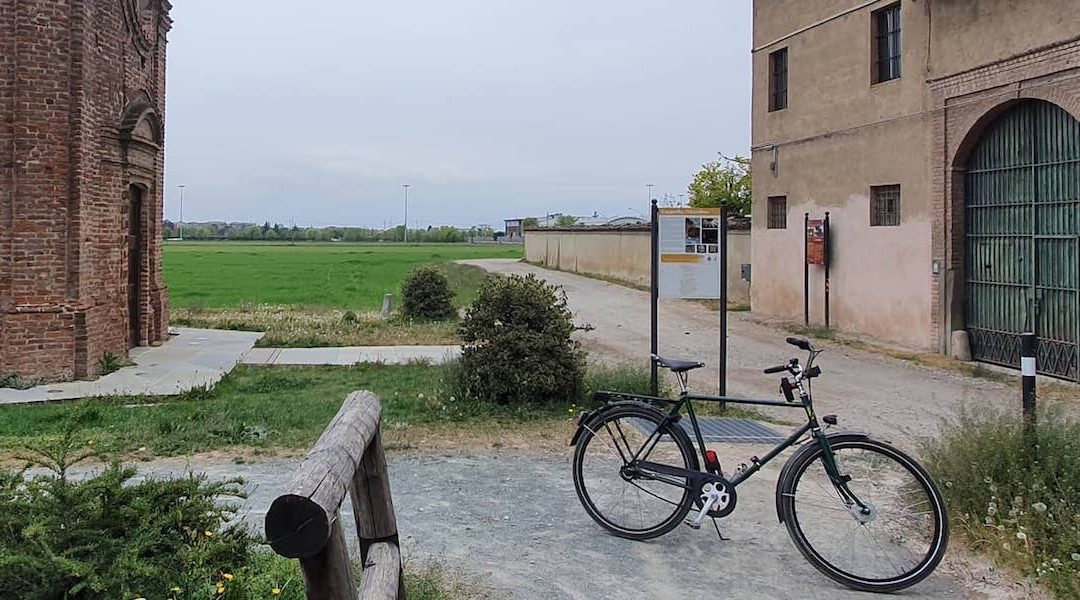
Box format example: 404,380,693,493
462,259,1071,451
108,451,1042,600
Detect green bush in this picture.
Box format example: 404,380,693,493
400,265,457,321
458,274,585,405
923,409,1080,599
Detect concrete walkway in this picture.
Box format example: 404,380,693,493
241,345,460,366
0,328,262,405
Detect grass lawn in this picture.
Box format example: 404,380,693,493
165,242,522,311
0,363,655,459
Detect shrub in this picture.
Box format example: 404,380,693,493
923,409,1080,599
400,265,457,321
458,274,585,405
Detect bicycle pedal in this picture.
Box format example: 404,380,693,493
684,518,702,530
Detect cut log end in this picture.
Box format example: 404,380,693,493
265,494,332,558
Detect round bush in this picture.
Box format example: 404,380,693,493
400,265,457,320
459,274,585,405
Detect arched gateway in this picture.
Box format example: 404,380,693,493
964,100,1080,380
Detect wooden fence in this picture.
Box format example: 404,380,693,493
265,391,405,600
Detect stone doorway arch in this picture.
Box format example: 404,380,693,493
948,98,1080,380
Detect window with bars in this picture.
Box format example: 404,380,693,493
871,185,901,226
767,196,787,229
872,4,901,83
769,48,788,111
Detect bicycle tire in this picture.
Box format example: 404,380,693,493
572,402,699,540
778,437,949,593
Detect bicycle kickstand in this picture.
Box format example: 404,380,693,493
711,517,730,542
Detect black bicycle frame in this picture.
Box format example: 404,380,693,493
626,389,860,506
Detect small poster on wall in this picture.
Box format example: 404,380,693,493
806,218,826,265
658,207,722,299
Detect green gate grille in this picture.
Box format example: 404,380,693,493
965,100,1080,381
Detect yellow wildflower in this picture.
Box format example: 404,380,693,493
170,588,181,593
222,573,235,582
272,588,282,596
204,530,215,538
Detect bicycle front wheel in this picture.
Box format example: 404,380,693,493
572,402,698,540
778,437,949,593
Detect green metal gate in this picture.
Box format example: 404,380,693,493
966,100,1080,380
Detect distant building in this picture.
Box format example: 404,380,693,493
504,219,524,240
751,0,1080,380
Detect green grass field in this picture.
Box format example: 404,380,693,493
164,242,523,311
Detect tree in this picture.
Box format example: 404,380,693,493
521,217,540,229
555,215,578,227
687,155,751,216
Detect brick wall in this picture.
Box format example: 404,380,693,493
929,38,1080,354
0,0,172,382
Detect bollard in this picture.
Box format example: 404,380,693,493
1020,332,1037,447
380,294,394,319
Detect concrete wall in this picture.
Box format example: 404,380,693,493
929,0,1080,79
525,229,752,303
751,0,934,348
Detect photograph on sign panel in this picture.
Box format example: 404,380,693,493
701,218,720,253
684,218,702,246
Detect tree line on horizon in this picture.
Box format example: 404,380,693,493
162,221,501,243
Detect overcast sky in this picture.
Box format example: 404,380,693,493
163,1,751,229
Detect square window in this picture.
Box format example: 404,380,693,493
871,185,901,226
769,48,788,111
767,196,787,229
872,4,902,83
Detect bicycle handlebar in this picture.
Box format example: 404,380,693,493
763,365,788,374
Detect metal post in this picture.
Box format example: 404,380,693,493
1021,332,1037,442
402,184,410,244
804,212,810,325
719,207,728,405
650,199,659,397
824,212,831,329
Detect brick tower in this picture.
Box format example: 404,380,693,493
0,0,172,381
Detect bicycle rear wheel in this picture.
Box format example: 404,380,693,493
778,437,949,593
572,403,698,540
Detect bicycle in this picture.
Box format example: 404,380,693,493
570,337,949,593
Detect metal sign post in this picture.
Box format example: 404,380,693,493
650,199,660,396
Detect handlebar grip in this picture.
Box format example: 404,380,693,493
786,337,813,351
763,365,788,374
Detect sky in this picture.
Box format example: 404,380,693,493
163,1,752,229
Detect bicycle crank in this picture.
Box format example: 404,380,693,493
685,482,732,529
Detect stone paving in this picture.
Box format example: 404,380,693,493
0,328,262,405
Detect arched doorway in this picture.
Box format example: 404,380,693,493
965,99,1080,380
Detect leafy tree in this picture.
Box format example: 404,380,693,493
688,155,751,216
555,215,579,227
521,217,540,229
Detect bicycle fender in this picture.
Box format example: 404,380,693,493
568,399,672,447
774,431,872,524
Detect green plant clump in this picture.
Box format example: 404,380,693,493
923,409,1080,599
400,265,458,321
458,274,585,405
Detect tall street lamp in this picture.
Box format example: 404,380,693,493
177,184,185,241
402,184,410,244
646,183,654,204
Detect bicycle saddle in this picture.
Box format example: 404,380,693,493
652,355,705,373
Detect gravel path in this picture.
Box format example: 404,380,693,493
461,259,1067,450
115,451,1030,600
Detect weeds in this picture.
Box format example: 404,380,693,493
923,408,1080,598
97,352,131,375
0,372,38,390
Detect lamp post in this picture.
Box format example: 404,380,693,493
402,184,410,244
646,183,654,203
177,184,185,241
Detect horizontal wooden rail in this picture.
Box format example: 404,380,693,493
265,391,405,599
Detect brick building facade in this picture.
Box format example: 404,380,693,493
751,0,1080,379
1,0,171,381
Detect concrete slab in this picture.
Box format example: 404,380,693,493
0,328,263,405
240,345,460,366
